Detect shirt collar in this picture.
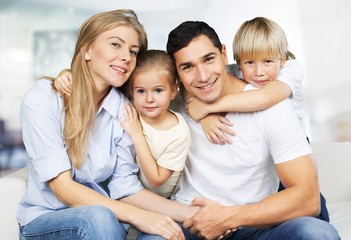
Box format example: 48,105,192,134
97,88,128,117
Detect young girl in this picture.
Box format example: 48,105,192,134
119,49,190,199
54,50,191,199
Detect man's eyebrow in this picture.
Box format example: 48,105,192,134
177,51,217,69
203,52,217,59
178,61,192,69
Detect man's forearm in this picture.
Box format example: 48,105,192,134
228,188,320,228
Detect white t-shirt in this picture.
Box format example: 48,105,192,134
138,111,191,198
172,84,312,206
227,60,305,128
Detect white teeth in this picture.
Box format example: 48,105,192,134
111,66,126,73
200,82,214,89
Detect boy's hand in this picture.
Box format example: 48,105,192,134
200,114,235,145
54,69,72,96
186,98,210,121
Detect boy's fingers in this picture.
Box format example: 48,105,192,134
221,125,236,136
219,116,233,126
217,132,231,144
209,132,225,145
206,133,216,144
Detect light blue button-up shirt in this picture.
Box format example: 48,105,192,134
17,80,143,226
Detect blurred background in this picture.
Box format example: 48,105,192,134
1,0,351,173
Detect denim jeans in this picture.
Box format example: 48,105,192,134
19,205,127,240
182,217,340,240
136,233,165,240
138,216,340,240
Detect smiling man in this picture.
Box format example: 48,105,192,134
166,21,340,240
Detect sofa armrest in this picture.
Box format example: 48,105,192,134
0,168,28,240
311,142,351,204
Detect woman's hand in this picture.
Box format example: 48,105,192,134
133,210,185,240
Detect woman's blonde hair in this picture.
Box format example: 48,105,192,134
233,17,295,64
59,9,147,169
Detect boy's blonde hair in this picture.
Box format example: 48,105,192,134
61,9,147,169
233,17,295,64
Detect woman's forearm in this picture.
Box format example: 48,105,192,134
121,189,197,223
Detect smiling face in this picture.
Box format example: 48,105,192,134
174,35,229,103
131,68,178,123
239,56,286,88
85,25,140,93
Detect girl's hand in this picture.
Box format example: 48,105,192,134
200,114,236,145
54,69,72,96
118,104,144,141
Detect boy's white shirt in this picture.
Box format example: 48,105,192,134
226,60,305,130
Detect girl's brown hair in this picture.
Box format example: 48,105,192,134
125,49,177,100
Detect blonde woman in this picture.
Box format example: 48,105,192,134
17,9,193,240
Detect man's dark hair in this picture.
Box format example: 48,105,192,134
166,21,223,59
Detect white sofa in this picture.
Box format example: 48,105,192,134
0,142,350,239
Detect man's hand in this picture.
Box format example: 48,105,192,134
183,197,237,239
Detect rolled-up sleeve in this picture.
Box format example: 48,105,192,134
21,81,71,183
108,126,143,199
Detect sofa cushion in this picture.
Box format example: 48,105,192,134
328,201,351,240
0,168,27,240
2,142,351,239
311,142,351,204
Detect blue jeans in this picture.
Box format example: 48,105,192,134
138,217,340,240
19,205,127,240
181,217,340,240
136,233,165,240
